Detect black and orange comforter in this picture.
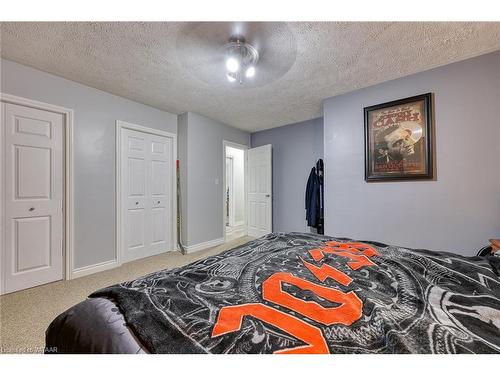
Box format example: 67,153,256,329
88,232,500,353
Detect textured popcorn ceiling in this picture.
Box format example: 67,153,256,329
1,22,499,132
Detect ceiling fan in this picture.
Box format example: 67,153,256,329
176,22,297,88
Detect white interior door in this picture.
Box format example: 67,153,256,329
246,144,272,238
149,133,173,255
121,128,173,263
3,102,64,293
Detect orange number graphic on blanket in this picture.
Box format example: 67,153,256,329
301,257,352,286
262,272,362,325
309,242,379,270
325,241,379,257
211,303,329,354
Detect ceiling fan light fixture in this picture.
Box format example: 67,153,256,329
245,66,255,78
224,35,259,84
225,57,240,73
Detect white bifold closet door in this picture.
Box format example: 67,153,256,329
3,103,64,293
121,128,173,263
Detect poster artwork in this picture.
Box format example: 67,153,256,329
371,102,425,173
364,93,433,181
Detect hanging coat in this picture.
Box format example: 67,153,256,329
305,167,320,227
315,159,324,234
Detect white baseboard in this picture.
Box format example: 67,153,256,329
234,224,246,233
70,259,119,279
226,223,246,233
184,237,225,254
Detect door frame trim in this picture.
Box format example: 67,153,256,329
222,140,248,242
225,155,235,227
115,120,178,266
0,93,75,292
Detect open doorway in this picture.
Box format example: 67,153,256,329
223,142,246,242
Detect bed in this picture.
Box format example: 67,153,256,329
45,232,500,354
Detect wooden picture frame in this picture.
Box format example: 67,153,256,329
364,93,433,182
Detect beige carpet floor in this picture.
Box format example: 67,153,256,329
0,236,252,353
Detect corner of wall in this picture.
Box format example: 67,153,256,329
177,113,189,246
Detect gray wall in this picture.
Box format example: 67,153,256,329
323,51,500,255
1,59,178,268
251,118,324,233
178,112,250,246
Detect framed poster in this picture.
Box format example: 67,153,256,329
364,93,433,182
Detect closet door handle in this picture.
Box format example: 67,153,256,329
265,194,270,198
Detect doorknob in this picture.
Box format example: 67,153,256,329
265,194,270,198
29,207,35,211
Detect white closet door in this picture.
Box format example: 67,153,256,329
3,103,64,293
149,133,173,255
122,128,148,262
121,128,173,263
246,144,272,238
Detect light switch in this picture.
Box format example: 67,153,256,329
215,178,219,185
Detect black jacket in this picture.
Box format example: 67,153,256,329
305,167,320,227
